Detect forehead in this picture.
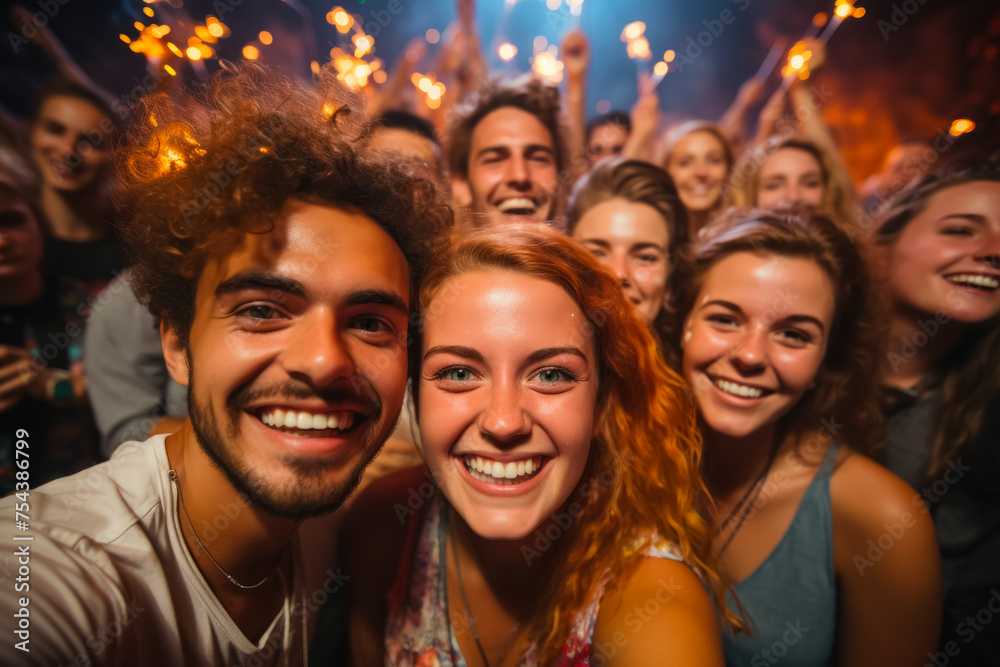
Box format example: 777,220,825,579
918,181,1000,219
197,200,410,303
699,252,835,319
762,148,821,175
423,269,593,352
672,130,725,157
36,95,109,130
471,106,554,152
574,199,668,244
371,127,438,164
588,123,628,144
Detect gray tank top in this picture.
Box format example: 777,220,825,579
722,443,841,667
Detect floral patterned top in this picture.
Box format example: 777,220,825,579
384,493,685,666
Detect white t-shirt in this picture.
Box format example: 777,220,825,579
0,435,343,666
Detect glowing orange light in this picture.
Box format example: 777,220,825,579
790,54,805,69
427,96,441,110
149,113,157,127
186,46,202,60
167,42,183,57
623,21,646,41
664,49,675,62
310,60,320,75
427,86,441,101
195,25,213,41
242,45,259,60
373,69,387,84
426,28,440,44
813,12,828,26
355,63,371,78
949,119,975,136
835,3,852,18
134,21,145,31
853,7,866,17
208,23,224,37
119,34,131,44
498,42,517,61
654,61,668,77
198,44,212,58
259,31,272,45
627,36,651,59
335,10,350,26
143,7,154,17
322,103,336,118
417,77,432,92
164,65,176,76
188,36,202,47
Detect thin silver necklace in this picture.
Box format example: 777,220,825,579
448,511,522,667
714,437,781,558
169,470,270,590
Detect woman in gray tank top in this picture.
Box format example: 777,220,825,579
664,207,942,666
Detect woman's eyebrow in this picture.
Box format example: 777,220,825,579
423,345,485,364
526,347,588,364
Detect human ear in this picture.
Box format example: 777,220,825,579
161,319,190,386
451,175,472,208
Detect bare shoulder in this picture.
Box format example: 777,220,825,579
828,447,926,538
593,557,724,667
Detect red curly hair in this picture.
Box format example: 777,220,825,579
414,225,742,664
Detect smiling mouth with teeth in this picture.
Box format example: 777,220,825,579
463,455,545,485
258,408,358,435
709,375,772,399
945,274,1000,291
496,198,539,216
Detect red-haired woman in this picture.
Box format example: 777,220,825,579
340,225,736,666
664,207,941,666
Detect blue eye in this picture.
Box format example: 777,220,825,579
431,366,475,382
535,367,579,384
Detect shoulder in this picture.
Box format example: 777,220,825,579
593,557,724,666
829,447,928,542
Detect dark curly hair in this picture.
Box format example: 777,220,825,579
664,206,885,455
113,61,452,347
445,73,569,180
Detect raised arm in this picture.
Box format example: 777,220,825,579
562,28,590,178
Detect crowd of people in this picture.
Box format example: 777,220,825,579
0,3,998,666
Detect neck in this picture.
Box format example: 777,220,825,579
688,207,714,238
165,425,298,592
701,421,779,502
448,505,557,616
0,272,44,307
884,304,969,389
41,184,107,241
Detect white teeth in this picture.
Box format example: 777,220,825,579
497,198,537,213
713,377,764,398
946,274,999,289
259,408,357,431
463,456,543,485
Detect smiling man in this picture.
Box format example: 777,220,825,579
0,63,449,666
447,74,569,228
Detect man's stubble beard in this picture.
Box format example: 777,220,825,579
185,361,395,521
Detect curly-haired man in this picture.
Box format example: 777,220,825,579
0,63,450,666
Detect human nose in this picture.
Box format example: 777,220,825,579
281,310,356,386
608,251,629,284
478,378,531,442
504,154,530,186
730,326,767,370
975,231,1000,270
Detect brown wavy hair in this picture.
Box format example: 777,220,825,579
727,137,857,230
868,154,1000,480
664,207,885,456
413,225,743,664
113,61,452,346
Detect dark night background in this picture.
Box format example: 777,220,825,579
1,0,998,180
